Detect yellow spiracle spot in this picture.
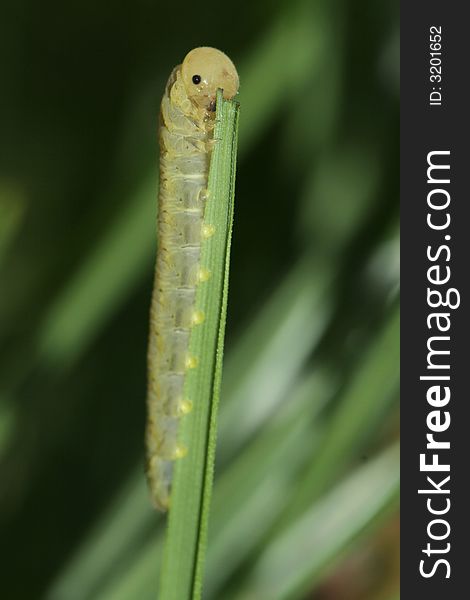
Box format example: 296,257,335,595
198,267,211,282
198,188,210,202
191,309,205,326
185,355,199,369
178,399,193,416
174,444,188,459
202,224,216,239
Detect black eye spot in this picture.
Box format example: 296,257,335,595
192,74,201,85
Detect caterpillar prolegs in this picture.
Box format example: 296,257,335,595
146,48,239,510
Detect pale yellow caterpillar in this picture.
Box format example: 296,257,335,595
146,47,239,511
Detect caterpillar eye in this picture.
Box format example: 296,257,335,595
192,74,201,85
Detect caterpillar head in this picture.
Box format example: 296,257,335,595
181,47,239,112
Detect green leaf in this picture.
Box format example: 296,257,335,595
231,444,399,600
205,372,332,597
285,304,400,519
46,473,156,600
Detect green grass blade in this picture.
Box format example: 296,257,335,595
285,303,399,519
231,444,399,600
218,257,331,461
36,177,156,366
98,538,163,600
205,304,399,597
47,473,156,600
205,372,332,597
0,181,25,266
206,307,400,596
158,92,239,600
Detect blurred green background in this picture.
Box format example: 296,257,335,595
0,0,399,598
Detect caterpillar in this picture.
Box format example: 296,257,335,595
146,47,239,511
